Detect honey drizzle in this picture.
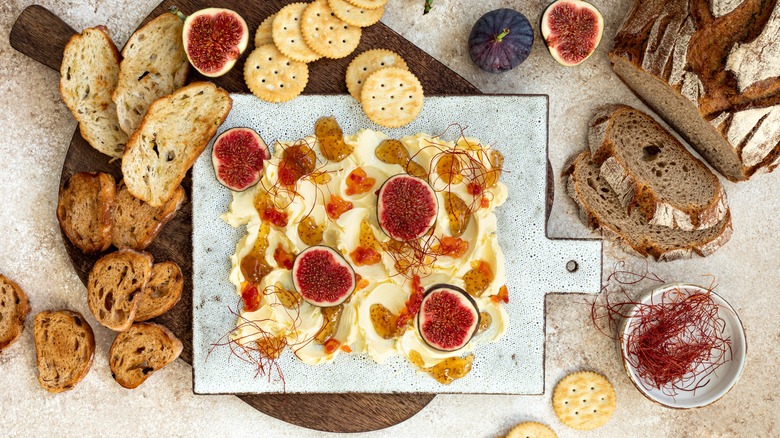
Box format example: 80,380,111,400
407,350,475,384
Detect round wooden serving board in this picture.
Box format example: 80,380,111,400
10,1,484,432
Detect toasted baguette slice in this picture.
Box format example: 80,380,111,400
113,13,189,136
87,249,153,331
57,172,116,254
565,151,732,261
0,275,31,352
109,322,182,389
33,310,95,393
589,105,729,231
112,181,186,250
60,26,128,158
122,82,232,207
135,261,183,322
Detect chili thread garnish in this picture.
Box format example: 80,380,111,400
591,262,733,397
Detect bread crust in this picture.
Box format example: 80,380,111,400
589,105,729,231
33,310,95,393
610,0,780,181
0,275,31,352
565,151,732,261
57,172,116,254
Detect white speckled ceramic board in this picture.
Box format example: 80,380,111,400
192,94,602,394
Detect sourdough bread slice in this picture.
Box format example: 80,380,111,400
610,0,780,181
589,105,728,231
57,172,116,254
113,13,189,136
60,26,128,158
112,181,186,250
33,310,95,393
121,82,232,207
109,322,182,389
0,275,31,352
87,249,153,331
565,151,732,261
135,261,183,322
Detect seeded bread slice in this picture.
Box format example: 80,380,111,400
87,249,153,331
565,151,732,261
57,172,116,254
589,105,729,231
135,261,183,322
121,82,232,207
60,26,128,158
112,180,186,250
109,322,182,389
33,310,95,393
113,13,189,136
0,275,31,352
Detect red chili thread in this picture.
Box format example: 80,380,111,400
591,262,733,397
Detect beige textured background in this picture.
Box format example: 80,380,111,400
1,0,778,436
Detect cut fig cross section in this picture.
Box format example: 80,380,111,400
212,127,270,191
377,174,438,242
180,8,249,77
417,284,480,352
292,246,356,307
541,0,604,67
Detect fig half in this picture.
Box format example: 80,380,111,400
178,7,249,77
541,0,604,67
377,174,438,242
292,246,356,307
417,284,480,352
211,127,270,191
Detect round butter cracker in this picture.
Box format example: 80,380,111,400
360,67,424,128
552,371,616,431
254,13,277,48
345,0,388,10
506,422,557,438
244,44,309,103
273,3,321,63
301,0,362,59
328,0,384,27
346,49,408,100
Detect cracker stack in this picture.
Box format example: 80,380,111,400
244,0,425,127
565,105,732,261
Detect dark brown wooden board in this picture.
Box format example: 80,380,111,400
10,2,481,433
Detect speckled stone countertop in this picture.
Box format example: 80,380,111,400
1,1,778,437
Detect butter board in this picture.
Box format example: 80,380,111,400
10,0,481,432
193,94,602,394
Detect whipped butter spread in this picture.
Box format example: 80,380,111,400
222,127,508,380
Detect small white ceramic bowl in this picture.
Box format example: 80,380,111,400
619,283,747,409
